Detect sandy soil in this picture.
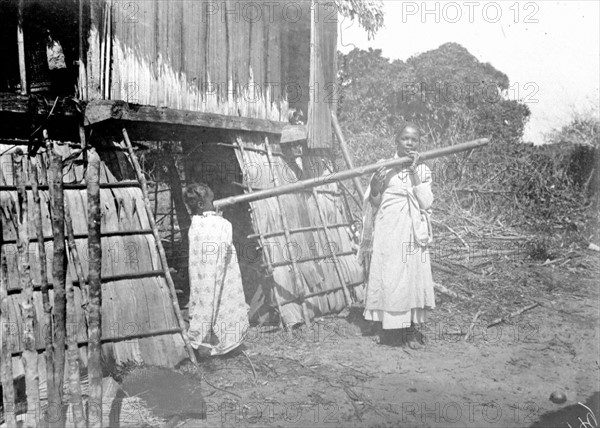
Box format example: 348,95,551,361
118,254,600,428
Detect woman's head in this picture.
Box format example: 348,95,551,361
183,183,214,215
395,124,421,156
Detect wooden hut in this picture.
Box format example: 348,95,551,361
0,1,376,382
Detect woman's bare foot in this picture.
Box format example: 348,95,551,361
406,326,426,350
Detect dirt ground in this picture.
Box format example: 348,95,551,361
116,251,600,428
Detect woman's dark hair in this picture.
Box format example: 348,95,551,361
183,183,214,215
395,123,422,144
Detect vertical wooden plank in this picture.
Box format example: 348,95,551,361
87,0,102,99
14,150,40,427
308,0,336,148
1,247,17,428
17,0,27,94
86,148,102,428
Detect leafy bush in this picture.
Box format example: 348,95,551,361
336,44,599,244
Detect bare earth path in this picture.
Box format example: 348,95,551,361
120,254,600,428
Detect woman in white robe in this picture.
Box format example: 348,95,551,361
359,125,435,348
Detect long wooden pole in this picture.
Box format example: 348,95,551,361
13,150,40,428
64,202,85,427
215,138,489,209
330,110,364,201
30,154,56,425
47,142,67,426
121,128,200,368
86,148,102,428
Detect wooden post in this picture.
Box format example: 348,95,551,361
263,137,311,327
165,148,190,247
311,188,352,305
234,138,286,328
122,128,200,368
17,0,27,95
1,248,17,428
86,148,102,428
47,142,67,426
13,150,40,427
331,111,364,201
30,154,56,425
64,202,85,427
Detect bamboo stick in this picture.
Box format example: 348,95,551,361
331,110,364,201
208,142,285,156
9,327,183,357
263,137,311,327
2,228,155,245
86,147,102,428
0,180,141,191
29,154,56,426
264,250,356,269
234,138,286,328
169,187,175,250
279,281,364,306
1,244,17,428
311,188,352,305
47,142,67,426
247,222,353,240
214,139,490,209
64,203,85,427
7,270,169,294
121,129,200,369
324,162,362,213
13,150,40,427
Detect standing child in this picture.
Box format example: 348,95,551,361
184,183,249,356
359,124,435,349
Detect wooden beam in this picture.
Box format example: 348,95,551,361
85,100,290,134
280,124,307,144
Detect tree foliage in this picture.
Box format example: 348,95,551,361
336,44,598,243
338,43,531,154
335,0,385,39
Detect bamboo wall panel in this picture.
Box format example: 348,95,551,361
231,136,365,325
0,144,187,370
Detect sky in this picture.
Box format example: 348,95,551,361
337,0,600,144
